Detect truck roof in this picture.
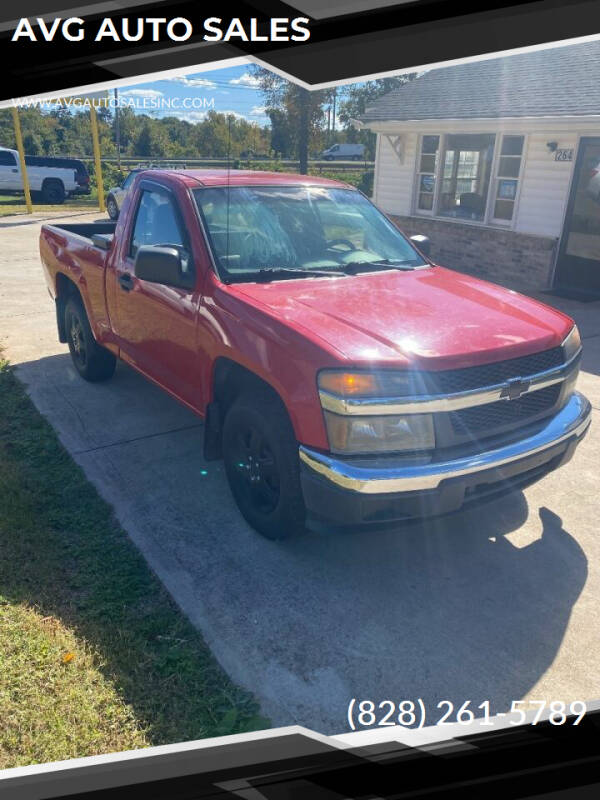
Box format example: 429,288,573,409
141,169,351,189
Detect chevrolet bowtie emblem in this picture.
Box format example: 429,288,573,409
500,377,531,401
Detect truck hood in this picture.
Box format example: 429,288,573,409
230,266,573,369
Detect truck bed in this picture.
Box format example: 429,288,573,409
49,222,116,239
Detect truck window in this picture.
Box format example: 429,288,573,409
194,186,426,281
0,151,17,166
130,189,186,257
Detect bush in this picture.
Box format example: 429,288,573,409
358,170,374,197
307,167,374,196
85,160,126,195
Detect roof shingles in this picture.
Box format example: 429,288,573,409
362,41,600,122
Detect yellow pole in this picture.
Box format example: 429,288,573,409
90,103,105,212
11,106,33,214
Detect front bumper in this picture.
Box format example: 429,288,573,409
299,391,591,531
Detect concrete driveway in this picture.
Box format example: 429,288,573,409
1,211,599,735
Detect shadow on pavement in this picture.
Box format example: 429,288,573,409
265,502,588,731
9,350,590,734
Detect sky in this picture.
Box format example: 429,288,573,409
118,63,270,127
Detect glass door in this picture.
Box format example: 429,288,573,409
554,137,600,296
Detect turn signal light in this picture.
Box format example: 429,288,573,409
318,372,378,396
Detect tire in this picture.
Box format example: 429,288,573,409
65,296,116,382
106,195,119,220
222,389,306,540
41,179,65,205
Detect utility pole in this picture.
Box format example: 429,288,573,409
114,88,121,171
298,88,309,174
332,87,337,137
90,103,105,212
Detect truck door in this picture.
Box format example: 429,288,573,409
110,180,204,409
0,149,20,191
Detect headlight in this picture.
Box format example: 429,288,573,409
562,324,581,362
318,370,435,454
323,410,435,455
560,325,582,401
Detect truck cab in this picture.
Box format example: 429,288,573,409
0,146,78,203
39,169,591,540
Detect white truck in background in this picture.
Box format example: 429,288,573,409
0,147,78,204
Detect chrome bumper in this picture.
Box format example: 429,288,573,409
299,392,591,495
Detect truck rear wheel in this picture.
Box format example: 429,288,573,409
222,390,306,540
65,297,116,382
41,179,66,204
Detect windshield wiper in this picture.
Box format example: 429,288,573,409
340,259,419,273
247,267,346,282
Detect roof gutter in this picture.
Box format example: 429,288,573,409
360,114,600,132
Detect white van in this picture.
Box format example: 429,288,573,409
320,143,365,161
0,147,78,204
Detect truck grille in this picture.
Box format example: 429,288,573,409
449,384,561,436
426,347,564,394
429,346,568,448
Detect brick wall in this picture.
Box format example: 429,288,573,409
390,215,558,291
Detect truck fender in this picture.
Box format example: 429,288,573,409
203,358,291,461
54,273,85,342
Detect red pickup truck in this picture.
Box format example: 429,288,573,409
40,169,591,539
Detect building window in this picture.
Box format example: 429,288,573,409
415,133,524,225
416,135,440,212
492,135,524,222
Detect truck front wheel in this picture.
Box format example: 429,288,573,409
106,195,119,220
222,390,306,539
65,297,116,382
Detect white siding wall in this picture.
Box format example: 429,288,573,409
373,126,580,239
515,133,578,238
373,132,418,215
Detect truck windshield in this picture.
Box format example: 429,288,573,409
193,186,427,282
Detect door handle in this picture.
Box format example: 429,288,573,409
118,272,134,291
11,168,18,173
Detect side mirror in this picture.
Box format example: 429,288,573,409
410,234,431,258
134,245,194,289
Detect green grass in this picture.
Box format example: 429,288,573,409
0,355,267,769
0,194,100,217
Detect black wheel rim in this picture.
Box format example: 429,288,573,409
230,424,280,514
69,313,87,368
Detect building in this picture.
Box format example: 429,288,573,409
361,40,600,297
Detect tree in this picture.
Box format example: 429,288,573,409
22,132,43,154
0,101,272,163
251,66,328,173
267,109,292,158
194,111,231,157
338,75,417,158
134,120,167,158
116,107,137,151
